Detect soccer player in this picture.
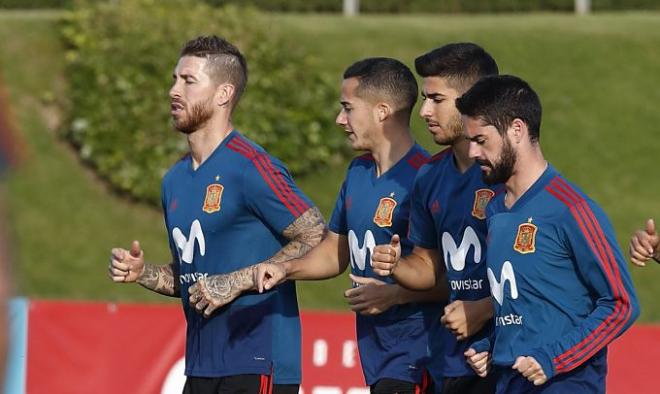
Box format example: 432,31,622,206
629,218,659,266
252,57,444,393
371,43,500,394
458,75,640,392
108,36,325,394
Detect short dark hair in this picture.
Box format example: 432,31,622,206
456,75,542,142
415,43,499,94
180,35,248,107
343,57,418,120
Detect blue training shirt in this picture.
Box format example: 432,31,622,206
408,148,500,380
485,164,639,386
329,144,442,386
161,130,312,383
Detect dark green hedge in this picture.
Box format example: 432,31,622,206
208,0,660,12
3,0,659,11
0,0,72,8
62,0,346,205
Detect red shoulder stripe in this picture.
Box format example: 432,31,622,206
254,152,309,216
231,138,305,217
229,136,308,217
545,177,631,373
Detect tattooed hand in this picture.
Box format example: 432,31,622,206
188,267,256,318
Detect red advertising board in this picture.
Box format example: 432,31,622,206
23,300,659,394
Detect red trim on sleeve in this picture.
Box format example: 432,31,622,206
227,136,309,217
545,177,632,373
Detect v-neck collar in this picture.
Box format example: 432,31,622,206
502,164,556,212
370,143,420,185
187,129,237,175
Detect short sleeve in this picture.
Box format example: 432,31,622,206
407,170,437,249
243,153,313,234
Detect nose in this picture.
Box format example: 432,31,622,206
169,80,181,101
419,99,431,119
336,109,347,127
468,141,481,161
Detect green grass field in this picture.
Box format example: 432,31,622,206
1,10,659,319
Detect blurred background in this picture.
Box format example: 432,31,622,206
0,0,658,392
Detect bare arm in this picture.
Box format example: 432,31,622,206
371,234,440,291
396,277,449,304
282,231,349,280
441,296,494,341
346,273,448,315
109,240,180,297
190,207,326,316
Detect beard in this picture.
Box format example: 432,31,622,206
432,112,463,145
173,97,214,135
480,137,516,185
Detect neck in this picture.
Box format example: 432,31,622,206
504,144,547,208
451,137,474,173
371,125,414,177
187,114,233,169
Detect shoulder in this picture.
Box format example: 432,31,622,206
416,147,451,179
406,145,431,171
429,147,453,164
226,131,291,174
162,153,190,187
346,153,375,173
542,173,595,217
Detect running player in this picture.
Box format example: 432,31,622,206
108,35,325,394
255,57,444,393
371,43,500,393
458,75,639,392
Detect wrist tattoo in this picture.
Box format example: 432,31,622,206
138,263,179,296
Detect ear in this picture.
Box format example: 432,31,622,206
508,118,528,144
215,83,236,108
374,102,392,122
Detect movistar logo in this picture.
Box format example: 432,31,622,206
347,229,376,271
172,219,206,264
487,261,518,305
441,226,481,272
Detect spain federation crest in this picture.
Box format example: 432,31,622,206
514,220,537,254
373,197,397,228
472,189,495,220
203,184,224,214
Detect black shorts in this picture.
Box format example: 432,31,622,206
441,374,497,394
183,375,282,394
272,384,300,394
371,372,434,394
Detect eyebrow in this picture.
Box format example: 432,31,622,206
340,101,352,107
173,72,198,80
421,92,446,99
466,134,485,141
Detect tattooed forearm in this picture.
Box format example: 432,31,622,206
137,263,180,297
206,265,258,298
267,207,326,265
195,207,325,308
